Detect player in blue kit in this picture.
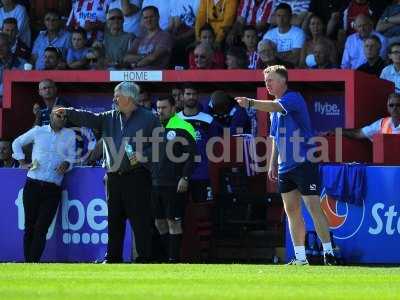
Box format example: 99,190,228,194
236,65,337,265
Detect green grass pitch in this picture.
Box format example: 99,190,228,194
0,264,400,300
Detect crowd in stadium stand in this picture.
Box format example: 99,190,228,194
0,0,399,165
1,0,400,156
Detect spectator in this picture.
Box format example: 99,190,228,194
2,17,30,61
341,14,387,70
225,46,249,69
142,0,172,30
31,10,71,71
256,39,294,69
177,83,222,202
341,93,400,140
66,27,90,70
357,35,386,76
153,95,196,262
376,0,400,45
169,0,200,68
107,0,142,36
124,6,172,69
340,0,380,36
0,32,24,100
0,138,19,167
86,45,107,70
271,0,311,28
226,0,274,46
299,14,338,68
262,3,306,66
0,0,31,47
171,86,184,112
138,90,156,114
188,24,225,69
12,105,76,262
380,43,400,93
189,42,219,69
205,90,251,134
195,0,239,44
308,0,343,39
67,0,108,44
103,8,134,69
310,41,337,69
43,46,66,70
240,25,259,69
33,79,70,127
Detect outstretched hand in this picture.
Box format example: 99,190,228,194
235,97,250,109
52,107,67,119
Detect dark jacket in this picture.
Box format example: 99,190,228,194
153,114,196,187
66,106,160,173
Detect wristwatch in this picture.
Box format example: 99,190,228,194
182,176,189,181
384,17,390,23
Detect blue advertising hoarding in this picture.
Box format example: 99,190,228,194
286,165,400,264
0,167,132,262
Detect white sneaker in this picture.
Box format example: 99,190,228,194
286,259,309,266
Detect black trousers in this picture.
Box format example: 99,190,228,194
23,178,61,262
105,168,152,262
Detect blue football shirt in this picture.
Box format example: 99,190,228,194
270,90,316,174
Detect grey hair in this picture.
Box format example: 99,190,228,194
114,81,141,104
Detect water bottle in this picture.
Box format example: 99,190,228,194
125,144,137,166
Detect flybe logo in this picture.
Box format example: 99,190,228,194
314,102,340,116
15,189,108,245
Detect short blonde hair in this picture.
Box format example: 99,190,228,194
263,65,288,82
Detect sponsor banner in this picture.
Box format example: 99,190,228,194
0,168,132,262
286,165,400,263
307,94,345,132
109,71,162,82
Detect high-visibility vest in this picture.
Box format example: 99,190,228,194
380,117,393,134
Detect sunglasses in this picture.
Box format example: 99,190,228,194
389,104,400,108
194,54,206,59
390,51,400,55
88,58,98,63
108,16,123,21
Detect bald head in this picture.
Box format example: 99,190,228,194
354,14,374,38
194,43,214,69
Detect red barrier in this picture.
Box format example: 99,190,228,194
373,134,400,164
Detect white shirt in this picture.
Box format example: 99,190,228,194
262,25,305,52
0,4,31,47
380,64,400,93
108,0,142,36
142,0,171,30
12,125,76,186
341,31,387,70
361,117,400,141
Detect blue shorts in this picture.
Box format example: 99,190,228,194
278,162,320,195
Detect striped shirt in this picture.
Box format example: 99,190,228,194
237,0,274,25
273,0,311,15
